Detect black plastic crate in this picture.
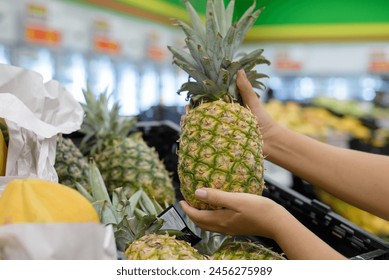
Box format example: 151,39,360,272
263,176,389,259
134,120,389,259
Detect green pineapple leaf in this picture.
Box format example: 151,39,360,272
93,200,118,225
114,216,136,252
75,182,93,202
214,0,226,36
88,159,111,205
168,46,200,70
184,0,206,44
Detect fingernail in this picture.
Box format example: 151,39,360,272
239,69,247,79
178,201,186,208
195,189,207,200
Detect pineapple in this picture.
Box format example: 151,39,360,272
212,239,286,260
185,216,285,260
77,160,207,259
54,136,89,190
125,233,206,260
78,88,175,206
168,0,269,209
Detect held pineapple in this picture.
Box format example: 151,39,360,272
168,0,269,209
77,160,207,259
79,88,175,206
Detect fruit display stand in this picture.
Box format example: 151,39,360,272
263,177,389,260
134,120,389,260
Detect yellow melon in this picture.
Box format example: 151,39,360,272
0,178,99,224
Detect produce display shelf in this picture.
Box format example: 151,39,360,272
263,176,389,260
133,120,389,260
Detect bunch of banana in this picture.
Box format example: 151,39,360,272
0,118,8,176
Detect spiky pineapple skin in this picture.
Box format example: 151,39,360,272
124,233,207,260
55,137,89,190
178,99,265,210
95,133,175,206
212,241,285,260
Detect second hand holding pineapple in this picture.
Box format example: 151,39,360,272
180,188,345,260
180,69,389,260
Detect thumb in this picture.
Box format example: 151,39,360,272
236,69,261,110
195,188,238,209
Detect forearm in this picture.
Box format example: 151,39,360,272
273,210,346,260
265,125,389,220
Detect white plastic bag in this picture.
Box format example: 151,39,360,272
0,223,117,260
0,63,84,194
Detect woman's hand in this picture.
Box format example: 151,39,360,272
180,188,347,260
179,188,289,239
236,69,278,155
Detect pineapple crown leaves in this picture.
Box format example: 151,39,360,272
76,159,176,251
168,0,270,106
77,159,162,224
184,214,228,256
78,86,138,156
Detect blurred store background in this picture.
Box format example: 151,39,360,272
1,0,389,155
2,0,389,251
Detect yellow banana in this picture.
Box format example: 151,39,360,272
0,128,7,176
317,189,389,237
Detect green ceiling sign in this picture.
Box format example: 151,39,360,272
75,0,389,41
248,0,389,41
158,0,389,24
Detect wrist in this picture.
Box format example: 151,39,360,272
262,121,284,159
270,206,296,242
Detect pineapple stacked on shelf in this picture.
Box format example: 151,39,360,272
168,0,270,209
212,241,286,260
186,218,286,260
54,88,176,205
55,136,90,190
125,233,207,260
73,87,176,206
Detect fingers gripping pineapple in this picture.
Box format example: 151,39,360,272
168,0,269,209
